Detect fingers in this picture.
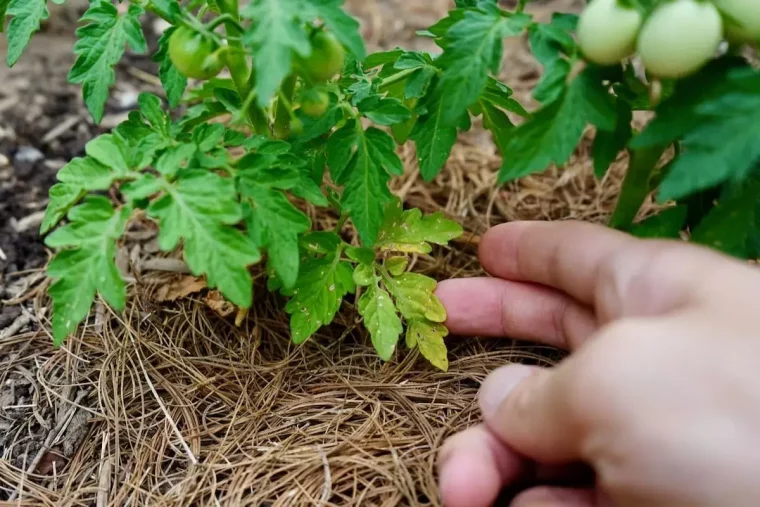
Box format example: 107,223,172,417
438,424,526,507
478,221,727,322
510,487,599,507
436,277,597,350
478,363,588,464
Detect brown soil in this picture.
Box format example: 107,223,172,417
0,1,646,505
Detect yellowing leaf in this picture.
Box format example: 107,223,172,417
375,198,463,254
385,272,446,323
406,319,449,372
358,284,402,361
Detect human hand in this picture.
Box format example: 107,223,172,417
435,220,760,507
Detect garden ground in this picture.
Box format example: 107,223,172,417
0,0,653,504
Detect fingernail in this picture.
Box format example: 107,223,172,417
478,364,534,420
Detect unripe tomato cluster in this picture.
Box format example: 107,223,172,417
578,0,759,79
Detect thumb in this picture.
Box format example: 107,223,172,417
479,363,588,464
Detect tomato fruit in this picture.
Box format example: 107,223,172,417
295,31,346,84
169,26,225,80
577,0,642,66
637,0,723,79
300,89,330,118
713,0,760,42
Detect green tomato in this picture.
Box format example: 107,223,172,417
296,31,346,83
169,26,225,80
637,0,723,79
578,0,643,66
290,118,304,137
300,89,330,118
713,0,760,42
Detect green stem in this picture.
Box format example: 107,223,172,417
377,68,418,92
273,75,298,139
335,212,349,232
216,1,270,136
608,145,669,230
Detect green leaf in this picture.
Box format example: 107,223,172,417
57,157,124,191
241,185,310,289
636,67,760,202
153,26,187,108
358,284,402,361
384,272,446,323
0,0,11,32
68,1,147,123
593,101,633,179
242,0,311,107
435,9,527,126
406,320,449,371
45,197,131,345
410,85,461,181
629,206,687,239
499,68,616,183
353,263,375,286
375,198,463,254
357,96,412,126
303,0,366,59
691,173,760,259
386,257,408,276
5,0,47,66
147,170,261,307
148,0,182,22
40,184,86,235
285,244,355,344
341,127,402,246
345,246,375,264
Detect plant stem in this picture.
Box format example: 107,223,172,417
378,68,418,92
608,144,669,230
216,1,270,136
335,212,349,232
273,75,297,139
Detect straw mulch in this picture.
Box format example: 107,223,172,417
0,0,659,505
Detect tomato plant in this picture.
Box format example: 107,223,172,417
1,0,759,370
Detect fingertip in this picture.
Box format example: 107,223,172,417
510,486,597,507
478,221,526,277
478,364,537,421
438,425,525,507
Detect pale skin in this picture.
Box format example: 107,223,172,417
434,220,760,507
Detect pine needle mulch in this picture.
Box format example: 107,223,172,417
0,0,659,505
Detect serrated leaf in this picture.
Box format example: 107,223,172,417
691,173,760,259
68,1,147,123
303,0,366,59
410,84,461,181
357,96,412,126
384,272,446,322
499,68,617,183
375,198,463,253
358,284,402,361
57,157,124,191
633,66,760,202
327,121,361,182
406,320,449,371
435,9,527,126
341,127,402,246
147,170,260,307
40,184,86,235
364,48,403,68
153,26,186,107
242,0,311,107
5,0,47,66
148,0,182,22
285,245,355,344
241,185,310,289
45,197,131,345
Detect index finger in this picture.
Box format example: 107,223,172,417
478,221,717,322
